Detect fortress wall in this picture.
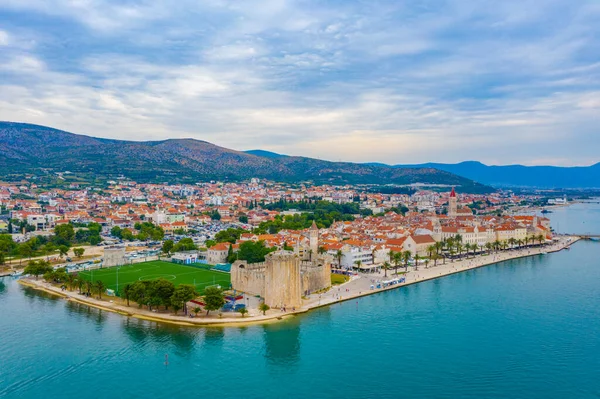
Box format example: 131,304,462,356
103,246,126,267
231,261,265,297
264,253,302,309
301,263,331,295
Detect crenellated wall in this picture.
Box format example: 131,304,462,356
231,260,265,297
231,251,332,309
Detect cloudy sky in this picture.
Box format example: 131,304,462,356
1,0,599,166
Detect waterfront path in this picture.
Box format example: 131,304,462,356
18,236,578,327
302,236,578,310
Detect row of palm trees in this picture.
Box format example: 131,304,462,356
46,270,107,300
330,233,547,278
426,234,547,262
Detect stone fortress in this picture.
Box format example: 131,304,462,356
231,222,331,309
103,245,126,267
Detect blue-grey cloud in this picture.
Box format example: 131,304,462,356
0,0,599,166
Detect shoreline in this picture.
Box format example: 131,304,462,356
17,235,580,328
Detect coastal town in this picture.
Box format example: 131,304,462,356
1,178,570,325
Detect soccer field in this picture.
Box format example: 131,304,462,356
78,261,231,295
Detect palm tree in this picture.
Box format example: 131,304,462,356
431,252,439,267
95,280,106,300
464,243,472,258
334,250,343,270
402,251,411,272
85,281,93,296
494,240,502,252
66,273,77,291
382,261,390,278
123,283,132,306
414,254,421,271
537,234,545,246
354,260,362,271
77,278,84,294
259,302,270,315
456,243,463,259
508,238,516,249
435,241,444,256
318,246,327,255
392,252,402,275
426,245,435,259
485,242,493,254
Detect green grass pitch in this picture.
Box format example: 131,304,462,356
77,260,231,295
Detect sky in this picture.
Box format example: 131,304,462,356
1,0,599,167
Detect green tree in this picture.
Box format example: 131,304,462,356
171,284,198,315
24,260,53,280
129,281,149,308
382,261,390,278
226,244,237,263
258,302,270,315
18,243,33,265
73,247,85,259
43,243,56,261
214,228,244,244
95,280,106,299
110,226,122,238
238,215,248,224
402,251,411,272
58,245,69,259
238,307,248,318
236,240,274,263
121,229,134,241
123,283,132,306
162,240,174,255
66,272,77,291
203,286,225,316
392,251,402,275
334,250,343,269
149,279,176,309
55,224,75,243
173,238,197,252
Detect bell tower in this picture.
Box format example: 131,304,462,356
309,221,319,260
448,187,458,218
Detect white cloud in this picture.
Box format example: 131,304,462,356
0,0,599,165
0,30,8,45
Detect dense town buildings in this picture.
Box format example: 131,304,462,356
1,179,554,268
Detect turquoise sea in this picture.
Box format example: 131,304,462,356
1,203,599,399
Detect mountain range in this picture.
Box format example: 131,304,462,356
0,122,491,192
245,151,600,189
394,161,600,189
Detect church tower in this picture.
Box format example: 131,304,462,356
448,187,458,218
309,221,319,260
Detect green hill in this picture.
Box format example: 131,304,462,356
0,122,492,192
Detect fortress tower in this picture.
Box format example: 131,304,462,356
448,187,458,218
231,249,332,309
